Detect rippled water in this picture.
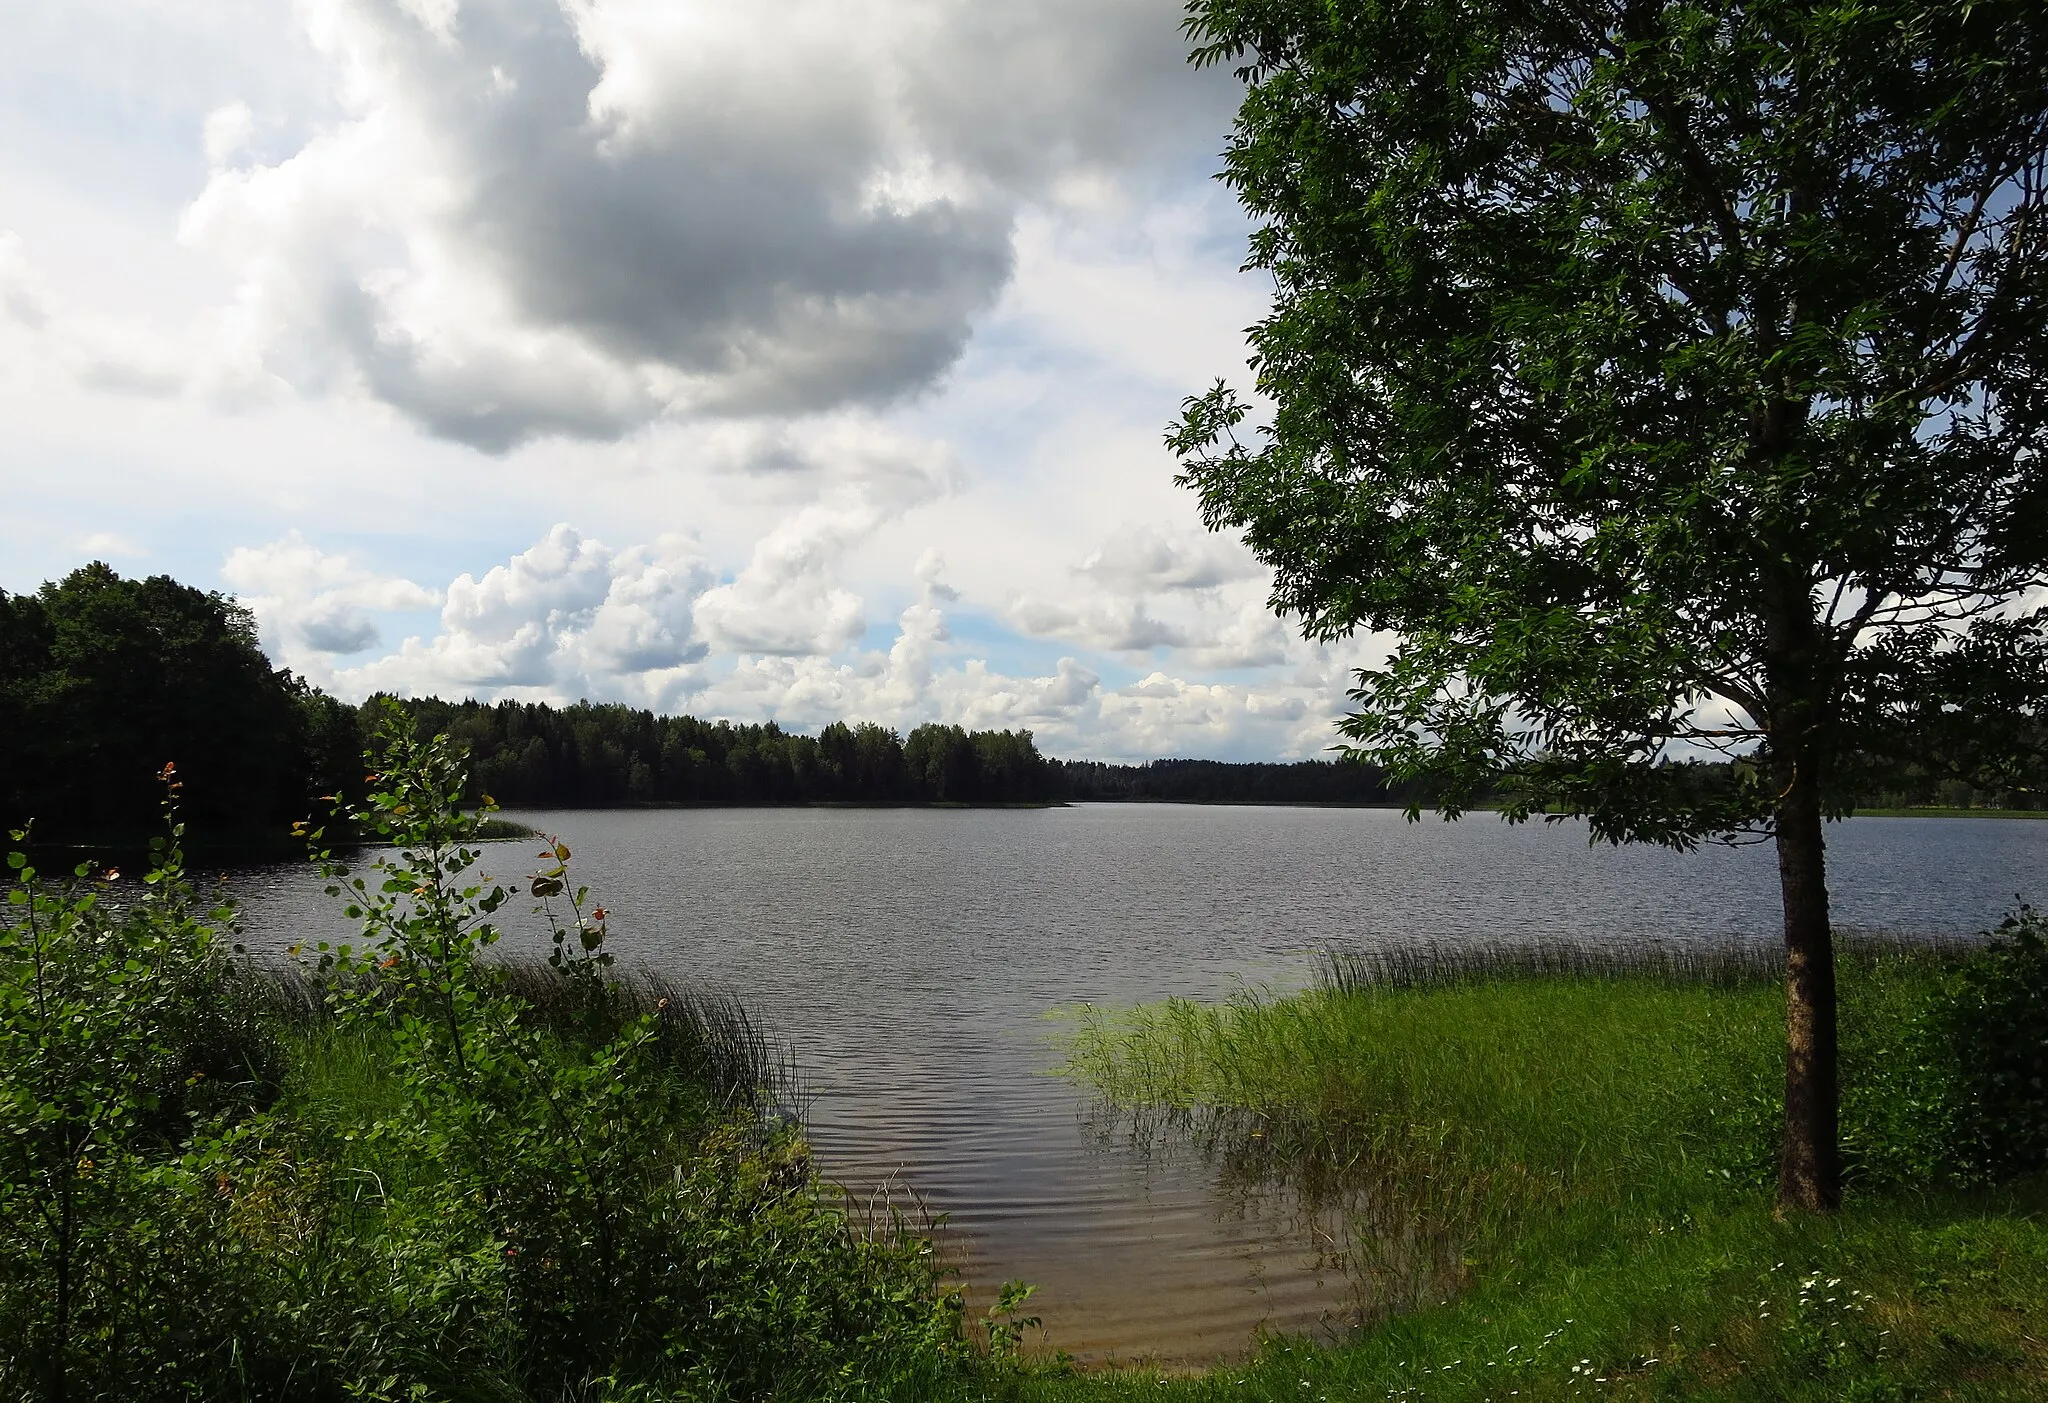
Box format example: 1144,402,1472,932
228,804,2047,1364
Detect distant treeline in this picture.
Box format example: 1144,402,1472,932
0,566,1064,839
5,564,2032,847
1059,757,1393,805
390,697,1058,807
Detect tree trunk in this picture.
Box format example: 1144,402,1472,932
1774,753,1840,1213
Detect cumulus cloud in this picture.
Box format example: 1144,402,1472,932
694,421,957,652
1010,594,1190,652
346,524,714,699
694,500,877,657
269,518,1359,761
124,0,1236,449
1076,523,1257,593
1005,521,1295,668
222,532,439,664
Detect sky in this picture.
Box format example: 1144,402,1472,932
0,0,1386,762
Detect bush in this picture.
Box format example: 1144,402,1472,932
0,766,269,1400
1834,915,2048,1188
1950,906,2048,1177
0,715,972,1402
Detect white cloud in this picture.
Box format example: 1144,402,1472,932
693,421,958,653
202,102,256,169
75,532,148,560
1010,593,1190,652
46,0,1231,450
1003,521,1294,668
344,525,714,699
222,532,439,666
1076,523,1257,593
281,520,1361,761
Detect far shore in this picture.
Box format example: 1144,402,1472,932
19,800,2038,864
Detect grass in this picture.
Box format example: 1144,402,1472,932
247,955,791,1195
951,1187,2048,1401
961,942,2048,1401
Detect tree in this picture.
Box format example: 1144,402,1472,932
0,564,308,843
1170,0,2048,1212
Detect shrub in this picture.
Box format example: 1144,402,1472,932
0,766,264,1401
1949,906,2048,1177
1,716,971,1401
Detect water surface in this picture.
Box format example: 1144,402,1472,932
230,805,2047,1363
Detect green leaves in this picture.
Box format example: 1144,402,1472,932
1176,0,2048,844
0,768,263,1394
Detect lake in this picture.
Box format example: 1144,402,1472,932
228,804,2047,1364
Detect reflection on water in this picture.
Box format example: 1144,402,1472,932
224,804,2046,1364
1081,1100,1527,1340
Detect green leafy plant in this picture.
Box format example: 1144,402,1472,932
1950,906,2048,1176
296,702,970,1398
983,1280,1042,1361
0,765,255,1401
302,705,689,1389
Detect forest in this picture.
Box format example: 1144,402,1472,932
1,565,1399,845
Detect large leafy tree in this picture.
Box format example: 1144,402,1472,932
0,564,309,843
1171,0,2048,1212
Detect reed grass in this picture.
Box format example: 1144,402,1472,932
242,954,782,1116
1318,931,1969,992
1009,939,2048,1400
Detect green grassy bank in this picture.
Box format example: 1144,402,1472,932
974,940,2048,1401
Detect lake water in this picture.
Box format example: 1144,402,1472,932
228,804,2047,1364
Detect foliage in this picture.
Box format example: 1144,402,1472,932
1171,0,2048,836
0,767,271,1400
1169,0,2048,1212
0,564,310,845
282,701,971,1398
0,718,975,1401
1949,906,2048,1175
392,697,1060,807
1058,757,1392,805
